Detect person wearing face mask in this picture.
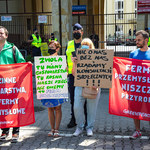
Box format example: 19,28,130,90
49,33,58,42
66,23,87,128
41,40,67,137
72,38,101,137
28,28,42,57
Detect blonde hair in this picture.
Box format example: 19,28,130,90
81,38,95,49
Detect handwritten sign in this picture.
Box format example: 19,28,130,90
34,56,68,99
74,49,114,88
0,63,35,128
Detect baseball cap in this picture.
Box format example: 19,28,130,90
73,23,83,31
33,28,37,32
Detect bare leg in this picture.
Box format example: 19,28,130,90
134,119,140,131
54,105,62,130
48,107,55,130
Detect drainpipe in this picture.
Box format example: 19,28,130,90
59,0,62,55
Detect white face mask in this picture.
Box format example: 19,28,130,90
81,45,89,49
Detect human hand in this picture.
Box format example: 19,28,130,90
71,56,77,63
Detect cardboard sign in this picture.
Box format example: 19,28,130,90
74,49,114,88
109,57,150,121
0,63,35,128
34,56,68,99
40,43,49,56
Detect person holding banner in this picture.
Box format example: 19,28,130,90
129,30,150,139
72,38,101,137
41,40,67,137
0,26,26,143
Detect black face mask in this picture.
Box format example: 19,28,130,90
48,49,56,55
73,32,81,40
51,36,54,40
35,32,39,35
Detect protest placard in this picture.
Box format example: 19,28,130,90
109,57,150,121
0,63,35,128
74,49,114,88
40,42,49,56
34,56,68,99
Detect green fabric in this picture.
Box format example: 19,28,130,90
66,40,75,74
0,41,25,65
31,34,42,48
49,38,58,42
148,37,150,47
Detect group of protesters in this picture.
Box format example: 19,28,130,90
0,23,150,143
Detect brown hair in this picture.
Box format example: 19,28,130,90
0,26,8,36
48,40,61,49
136,30,149,39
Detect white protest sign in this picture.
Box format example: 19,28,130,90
38,15,47,23
34,56,68,99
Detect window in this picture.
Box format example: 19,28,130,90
115,0,124,19
116,25,123,36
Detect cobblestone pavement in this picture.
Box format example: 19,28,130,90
0,76,150,149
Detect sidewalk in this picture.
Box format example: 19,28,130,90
0,76,150,149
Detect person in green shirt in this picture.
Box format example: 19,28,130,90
0,26,25,143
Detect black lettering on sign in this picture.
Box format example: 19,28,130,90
80,55,92,60
93,80,95,86
95,56,108,61
78,50,86,54
86,80,88,86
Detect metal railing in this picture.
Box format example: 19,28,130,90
73,13,137,57
0,13,52,55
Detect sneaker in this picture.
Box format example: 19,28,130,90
0,134,8,141
67,118,76,128
11,134,19,143
87,128,93,137
130,131,142,140
73,128,83,136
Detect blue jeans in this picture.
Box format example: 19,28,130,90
74,86,100,130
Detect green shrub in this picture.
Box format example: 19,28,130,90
26,54,34,63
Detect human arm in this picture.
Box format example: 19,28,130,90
71,56,77,76
15,47,26,63
27,35,33,43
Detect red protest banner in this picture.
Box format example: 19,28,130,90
0,63,35,128
138,0,150,14
109,57,150,121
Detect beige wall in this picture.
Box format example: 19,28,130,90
104,0,137,38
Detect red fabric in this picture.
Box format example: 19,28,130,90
0,63,35,128
109,57,150,121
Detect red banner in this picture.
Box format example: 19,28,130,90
138,0,150,14
0,63,35,128
109,57,150,121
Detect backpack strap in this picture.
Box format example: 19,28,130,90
12,46,17,63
